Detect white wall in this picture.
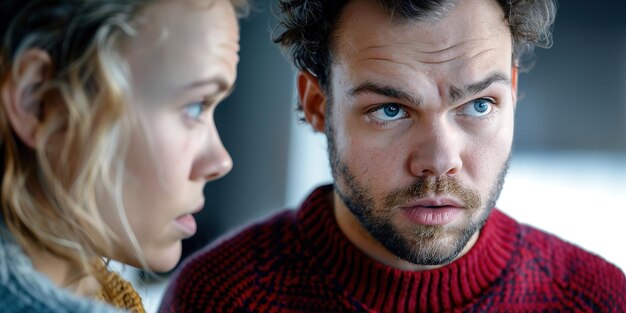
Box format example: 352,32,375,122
500,153,626,272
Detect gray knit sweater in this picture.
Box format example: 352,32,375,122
0,221,124,313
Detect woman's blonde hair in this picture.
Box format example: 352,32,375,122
0,0,247,276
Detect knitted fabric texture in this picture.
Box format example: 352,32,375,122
160,185,626,312
0,221,124,313
94,263,145,313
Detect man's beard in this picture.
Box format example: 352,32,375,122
326,118,510,266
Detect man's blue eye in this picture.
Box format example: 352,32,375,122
371,104,407,121
185,101,207,119
461,98,493,117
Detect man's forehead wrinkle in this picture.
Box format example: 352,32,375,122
352,53,419,75
353,44,417,67
353,36,496,61
415,37,495,54
355,57,398,66
420,47,498,65
467,48,497,62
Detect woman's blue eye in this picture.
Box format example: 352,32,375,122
461,98,493,117
184,101,208,120
370,104,408,122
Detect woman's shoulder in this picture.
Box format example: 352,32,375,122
0,225,123,313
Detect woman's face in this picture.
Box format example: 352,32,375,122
103,0,239,271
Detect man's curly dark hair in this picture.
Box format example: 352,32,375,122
274,0,557,99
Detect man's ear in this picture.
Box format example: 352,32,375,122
297,71,327,133
511,65,518,106
1,49,52,148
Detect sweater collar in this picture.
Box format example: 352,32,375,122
297,184,519,312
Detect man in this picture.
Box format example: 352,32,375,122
160,0,626,311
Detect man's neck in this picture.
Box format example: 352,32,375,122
333,192,479,271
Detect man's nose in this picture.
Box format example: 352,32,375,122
407,119,462,178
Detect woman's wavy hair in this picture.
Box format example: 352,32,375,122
0,0,247,275
274,0,557,110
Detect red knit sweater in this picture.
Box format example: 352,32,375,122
160,185,626,312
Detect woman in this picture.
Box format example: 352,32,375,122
0,0,246,311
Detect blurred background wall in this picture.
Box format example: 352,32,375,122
184,0,626,275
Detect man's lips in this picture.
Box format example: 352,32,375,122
401,197,464,209
400,197,464,225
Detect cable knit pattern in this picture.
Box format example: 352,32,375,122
160,185,626,312
94,263,145,313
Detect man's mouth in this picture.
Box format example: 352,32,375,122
400,198,464,225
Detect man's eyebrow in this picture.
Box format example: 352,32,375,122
349,82,422,106
449,72,511,103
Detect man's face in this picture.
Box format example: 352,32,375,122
316,0,516,266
